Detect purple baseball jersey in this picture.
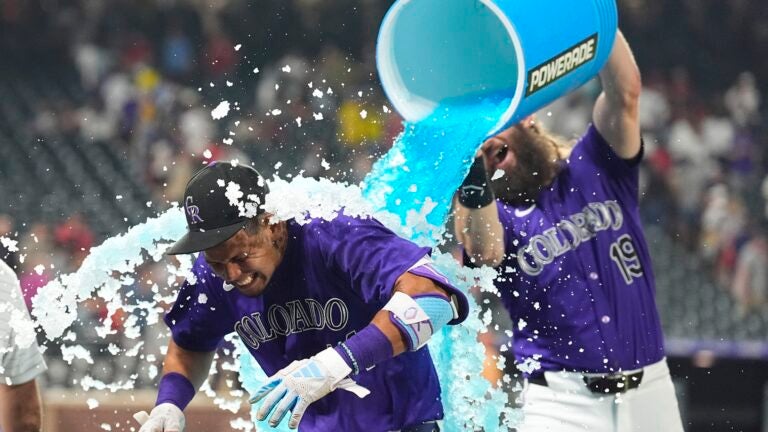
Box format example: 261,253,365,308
485,125,664,375
165,214,469,431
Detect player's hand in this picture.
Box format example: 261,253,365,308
249,347,370,429
134,403,186,432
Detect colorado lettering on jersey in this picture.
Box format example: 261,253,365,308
526,34,598,96
235,298,349,350
514,200,623,276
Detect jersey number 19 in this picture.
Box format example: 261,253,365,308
609,234,644,284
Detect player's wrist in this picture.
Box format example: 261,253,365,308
151,402,184,417
334,325,393,375
459,157,495,208
314,346,355,385
156,372,196,411
334,342,361,375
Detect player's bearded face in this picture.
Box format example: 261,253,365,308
203,221,288,297
481,122,562,206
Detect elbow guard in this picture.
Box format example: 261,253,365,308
383,292,458,351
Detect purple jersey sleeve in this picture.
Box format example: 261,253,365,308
164,255,232,352
569,124,644,204
305,215,442,303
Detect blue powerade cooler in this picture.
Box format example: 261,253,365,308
377,0,618,136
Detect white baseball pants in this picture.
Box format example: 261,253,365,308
515,359,684,432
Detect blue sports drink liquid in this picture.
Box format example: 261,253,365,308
363,94,511,245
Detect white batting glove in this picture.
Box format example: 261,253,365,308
250,347,370,429
134,403,186,432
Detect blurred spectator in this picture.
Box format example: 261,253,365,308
202,27,238,79
725,72,761,128
161,21,196,82
78,96,117,142
701,184,748,284
731,224,768,316
53,213,94,261
119,31,153,70
178,89,214,155
73,39,111,90
336,98,383,146
101,71,135,122
638,69,671,137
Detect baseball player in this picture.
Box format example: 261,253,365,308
454,31,685,431
136,162,469,432
0,259,47,432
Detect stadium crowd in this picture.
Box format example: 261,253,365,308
0,0,766,390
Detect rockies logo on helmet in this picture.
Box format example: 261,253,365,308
185,196,204,224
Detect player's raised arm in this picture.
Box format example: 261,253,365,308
592,30,643,159
454,155,506,268
135,341,215,432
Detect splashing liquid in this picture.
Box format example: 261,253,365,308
363,94,511,246
363,93,518,431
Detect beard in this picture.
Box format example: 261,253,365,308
490,128,563,206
